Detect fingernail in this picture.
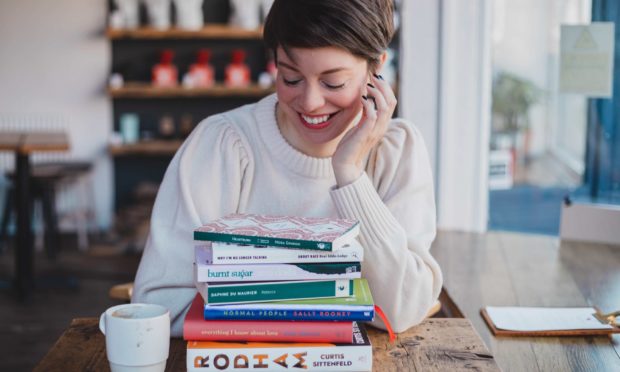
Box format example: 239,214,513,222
367,83,375,88
362,95,368,100
369,96,377,110
373,74,384,80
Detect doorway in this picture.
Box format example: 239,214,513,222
488,0,591,235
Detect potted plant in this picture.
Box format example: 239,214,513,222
491,71,542,167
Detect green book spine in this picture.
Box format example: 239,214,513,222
203,280,354,305
193,231,334,251
275,278,373,306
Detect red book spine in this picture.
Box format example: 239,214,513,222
183,295,353,343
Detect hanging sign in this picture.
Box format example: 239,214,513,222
559,23,615,98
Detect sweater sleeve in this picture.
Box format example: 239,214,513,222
131,115,253,337
330,120,442,333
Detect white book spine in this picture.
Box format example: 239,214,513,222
187,344,372,371
208,240,364,264
195,262,361,282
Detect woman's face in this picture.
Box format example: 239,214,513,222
275,46,369,157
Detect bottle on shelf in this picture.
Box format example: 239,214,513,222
119,113,140,144
158,114,176,139
179,114,194,138
258,58,277,88
183,49,215,88
152,49,178,87
108,72,125,89
224,49,251,88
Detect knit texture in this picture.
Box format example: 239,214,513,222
132,94,443,336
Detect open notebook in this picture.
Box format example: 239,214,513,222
481,306,620,336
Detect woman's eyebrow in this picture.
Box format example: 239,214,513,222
278,61,349,75
278,61,300,72
321,67,348,75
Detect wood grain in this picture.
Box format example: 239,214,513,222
35,318,499,371
0,132,22,150
0,131,69,153
433,230,620,371
109,140,183,157
33,319,108,372
108,83,275,99
370,319,498,371
20,132,69,154
106,25,263,40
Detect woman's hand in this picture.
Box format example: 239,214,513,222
332,74,397,187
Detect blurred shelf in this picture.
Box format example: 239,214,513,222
109,139,183,157
106,24,263,40
108,83,275,99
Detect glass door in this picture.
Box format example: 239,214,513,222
488,0,592,235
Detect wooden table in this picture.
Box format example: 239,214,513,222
0,131,69,300
433,231,620,371
34,317,499,371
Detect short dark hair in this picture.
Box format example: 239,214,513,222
263,0,394,71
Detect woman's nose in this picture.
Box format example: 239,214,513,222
299,84,325,112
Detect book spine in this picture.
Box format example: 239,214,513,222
198,279,353,305
203,307,374,321
210,244,363,264
187,344,372,371
184,320,352,343
194,231,334,251
196,262,361,282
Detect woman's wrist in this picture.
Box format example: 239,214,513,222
333,163,363,188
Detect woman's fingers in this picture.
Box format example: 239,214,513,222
372,74,397,111
365,76,394,141
359,94,378,133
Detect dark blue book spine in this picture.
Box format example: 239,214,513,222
203,308,374,322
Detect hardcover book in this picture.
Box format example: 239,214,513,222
194,213,360,251
203,278,375,321
184,294,354,343
206,239,364,264
195,277,354,305
194,246,361,282
187,322,372,371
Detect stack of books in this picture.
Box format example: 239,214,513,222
184,213,374,371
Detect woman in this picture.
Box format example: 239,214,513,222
133,0,442,337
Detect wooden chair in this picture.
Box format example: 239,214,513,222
0,161,93,257
109,282,134,301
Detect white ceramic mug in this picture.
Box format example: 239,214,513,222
99,303,170,372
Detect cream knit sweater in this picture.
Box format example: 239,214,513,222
132,94,443,337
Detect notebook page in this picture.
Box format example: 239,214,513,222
485,306,613,331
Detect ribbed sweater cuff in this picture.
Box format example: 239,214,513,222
330,173,401,245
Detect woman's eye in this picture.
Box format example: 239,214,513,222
323,82,346,90
283,77,302,86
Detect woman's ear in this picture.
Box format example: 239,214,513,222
376,51,388,73
368,52,389,82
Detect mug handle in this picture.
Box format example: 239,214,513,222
99,312,106,335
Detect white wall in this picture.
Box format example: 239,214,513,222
0,0,113,229
400,0,491,232
437,0,491,232
399,0,440,173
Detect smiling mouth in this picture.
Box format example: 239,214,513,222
299,112,339,129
